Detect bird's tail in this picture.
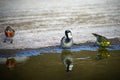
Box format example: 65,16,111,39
92,33,102,37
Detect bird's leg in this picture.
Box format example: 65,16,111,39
10,38,13,43
3,37,8,43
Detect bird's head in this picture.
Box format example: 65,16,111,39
65,30,72,39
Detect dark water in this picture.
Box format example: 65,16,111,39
0,50,120,80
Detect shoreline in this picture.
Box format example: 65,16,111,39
0,38,120,58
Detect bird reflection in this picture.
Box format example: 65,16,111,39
6,57,16,70
61,50,73,72
0,56,29,70
96,47,110,60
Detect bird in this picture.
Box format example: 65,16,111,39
92,33,110,47
61,30,73,48
61,50,74,72
4,26,15,43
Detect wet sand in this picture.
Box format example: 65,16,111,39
0,50,120,80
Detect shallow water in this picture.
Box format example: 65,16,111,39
0,49,120,80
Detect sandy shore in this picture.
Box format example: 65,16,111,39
0,0,120,49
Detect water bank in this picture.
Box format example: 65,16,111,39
0,38,120,58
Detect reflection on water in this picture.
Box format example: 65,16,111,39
0,49,120,80
96,47,110,60
61,50,73,72
6,57,16,70
0,56,29,70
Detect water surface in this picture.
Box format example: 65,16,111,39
0,49,120,80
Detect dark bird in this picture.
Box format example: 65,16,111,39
61,30,73,48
